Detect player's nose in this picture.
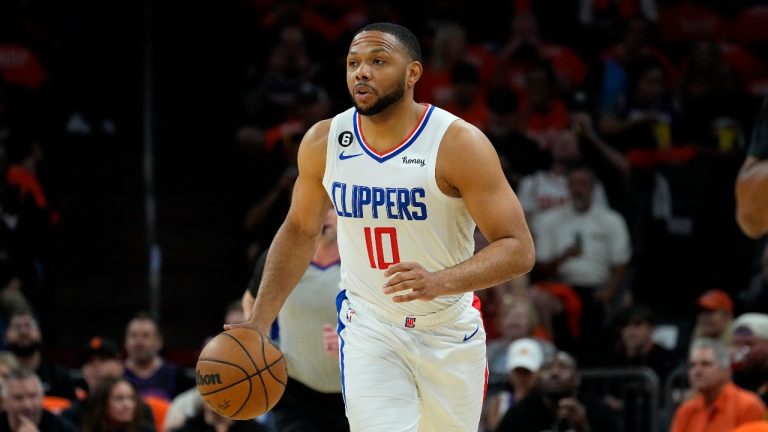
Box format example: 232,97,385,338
354,63,372,80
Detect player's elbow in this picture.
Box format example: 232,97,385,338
737,209,768,239
736,176,768,239
521,242,536,275
513,237,536,276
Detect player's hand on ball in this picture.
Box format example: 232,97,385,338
383,262,446,303
223,318,269,341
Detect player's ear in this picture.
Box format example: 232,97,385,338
406,61,422,89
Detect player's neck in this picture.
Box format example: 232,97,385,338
360,100,426,154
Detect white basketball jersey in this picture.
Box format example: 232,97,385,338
322,104,476,317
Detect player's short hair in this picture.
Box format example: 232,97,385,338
354,22,422,62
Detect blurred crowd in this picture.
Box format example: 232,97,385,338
1,0,768,430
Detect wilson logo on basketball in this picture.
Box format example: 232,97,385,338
196,370,223,385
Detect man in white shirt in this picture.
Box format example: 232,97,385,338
533,164,631,364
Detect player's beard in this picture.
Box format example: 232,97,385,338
351,80,406,116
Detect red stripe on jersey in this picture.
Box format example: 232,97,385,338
357,104,431,157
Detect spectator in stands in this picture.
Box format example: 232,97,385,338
484,87,547,189
598,17,674,115
607,305,677,382
241,25,318,128
730,313,768,405
598,58,678,155
123,313,194,402
80,376,153,432
496,350,620,432
517,128,609,226
441,61,489,131
495,13,587,94
580,8,660,56
63,336,156,430
670,338,765,432
691,289,734,346
4,137,58,318
676,38,751,151
518,61,572,150
482,338,545,432
3,310,75,400
415,21,496,106
486,296,553,391
532,164,631,364
0,368,75,432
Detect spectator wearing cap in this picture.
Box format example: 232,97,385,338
496,350,620,432
62,336,156,431
671,338,766,432
731,313,768,405
692,289,734,347
482,338,545,431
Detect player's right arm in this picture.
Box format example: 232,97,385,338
227,120,334,336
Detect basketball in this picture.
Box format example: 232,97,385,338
195,327,287,420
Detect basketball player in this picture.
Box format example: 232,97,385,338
242,209,348,432
737,96,768,239
227,22,535,431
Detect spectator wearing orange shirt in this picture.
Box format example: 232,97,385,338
670,338,766,432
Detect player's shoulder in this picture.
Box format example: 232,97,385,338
439,118,495,162
297,118,333,158
304,119,333,145
443,118,489,146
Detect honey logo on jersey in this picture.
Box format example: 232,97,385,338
401,155,426,167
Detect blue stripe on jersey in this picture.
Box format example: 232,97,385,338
335,289,348,406
353,104,435,163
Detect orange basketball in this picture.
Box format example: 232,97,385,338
195,327,287,420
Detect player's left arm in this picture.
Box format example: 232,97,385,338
384,121,535,302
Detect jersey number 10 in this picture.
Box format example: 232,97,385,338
364,227,400,269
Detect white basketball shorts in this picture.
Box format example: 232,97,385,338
335,290,487,432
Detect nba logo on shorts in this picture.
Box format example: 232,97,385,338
404,316,416,328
